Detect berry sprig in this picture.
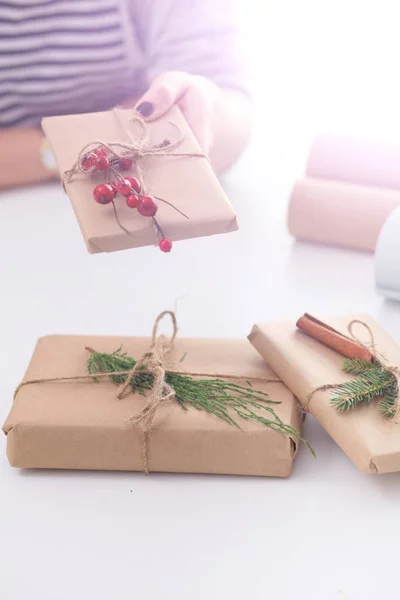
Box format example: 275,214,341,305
85,146,174,253
81,147,133,174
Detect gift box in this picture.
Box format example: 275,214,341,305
249,314,400,474
3,329,303,477
42,106,238,253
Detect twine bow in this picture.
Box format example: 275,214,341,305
63,111,205,183
305,319,400,420
116,310,178,474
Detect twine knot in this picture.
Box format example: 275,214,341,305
63,112,190,184
348,319,400,421
116,310,178,473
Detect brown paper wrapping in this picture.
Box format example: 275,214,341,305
42,106,238,253
249,315,400,474
2,335,301,477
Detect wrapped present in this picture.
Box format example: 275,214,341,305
249,313,400,474
3,312,307,477
42,106,238,254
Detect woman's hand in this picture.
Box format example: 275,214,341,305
134,71,252,173
135,71,218,153
0,128,57,190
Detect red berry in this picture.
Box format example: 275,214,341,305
126,194,139,209
159,238,172,253
119,158,133,171
95,147,107,157
137,195,158,217
93,183,114,205
81,153,98,171
96,156,110,171
116,179,132,197
125,176,141,193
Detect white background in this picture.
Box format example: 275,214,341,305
2,2,400,599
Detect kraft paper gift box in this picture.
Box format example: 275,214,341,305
3,334,303,477
249,314,400,474
42,106,238,253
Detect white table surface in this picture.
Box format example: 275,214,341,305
1,126,400,600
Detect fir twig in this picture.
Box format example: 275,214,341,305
330,358,398,417
342,358,378,375
86,347,314,455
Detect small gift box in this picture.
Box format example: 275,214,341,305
42,106,238,254
3,313,306,477
249,314,400,474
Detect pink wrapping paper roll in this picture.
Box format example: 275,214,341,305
307,135,400,190
287,178,400,252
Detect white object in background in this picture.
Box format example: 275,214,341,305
375,206,400,301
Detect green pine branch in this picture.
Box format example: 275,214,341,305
86,346,315,455
378,378,398,417
330,358,397,417
342,358,378,375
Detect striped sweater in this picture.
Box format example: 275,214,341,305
0,0,248,128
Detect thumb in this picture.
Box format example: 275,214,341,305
178,84,214,152
135,72,190,121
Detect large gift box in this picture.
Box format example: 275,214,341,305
3,329,303,477
249,314,400,474
42,106,238,253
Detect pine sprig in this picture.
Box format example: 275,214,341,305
342,358,378,375
330,358,398,417
86,347,314,454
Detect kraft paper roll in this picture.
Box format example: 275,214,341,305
288,178,400,252
307,134,400,190
375,206,400,301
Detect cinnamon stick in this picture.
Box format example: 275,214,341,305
296,314,373,362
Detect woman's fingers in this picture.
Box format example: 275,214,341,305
178,83,214,152
135,72,216,152
135,72,190,120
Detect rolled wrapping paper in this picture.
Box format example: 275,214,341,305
287,178,400,252
307,134,400,190
375,206,400,301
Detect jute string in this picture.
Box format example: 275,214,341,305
63,109,207,242
304,319,400,420
13,311,283,474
